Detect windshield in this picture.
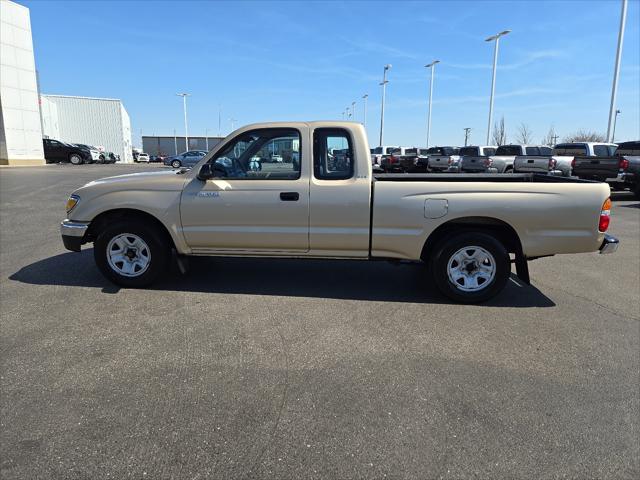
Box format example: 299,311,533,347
553,144,588,156
495,146,521,156
459,147,479,156
405,148,417,155
616,142,640,156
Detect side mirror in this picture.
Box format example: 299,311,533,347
197,163,215,181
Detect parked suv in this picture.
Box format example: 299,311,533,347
164,150,208,168
43,139,93,165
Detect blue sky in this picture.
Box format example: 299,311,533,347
25,0,640,147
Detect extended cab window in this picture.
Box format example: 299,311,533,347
593,145,610,157
314,128,354,180
553,144,588,156
209,128,301,180
525,147,540,156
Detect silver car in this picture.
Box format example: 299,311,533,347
165,150,208,168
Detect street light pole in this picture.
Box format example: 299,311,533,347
176,93,190,151
607,0,628,142
379,64,391,146
612,109,621,142
346,107,351,120
229,118,237,132
425,60,440,148
205,128,209,151
362,94,368,127
485,30,510,145
351,101,356,121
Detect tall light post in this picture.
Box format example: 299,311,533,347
205,128,209,151
379,64,391,146
346,106,351,119
342,111,345,120
176,93,190,151
351,101,356,121
607,0,628,142
612,109,621,142
229,117,237,132
362,94,368,127
485,30,511,144
425,60,440,147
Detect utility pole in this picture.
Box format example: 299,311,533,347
176,93,190,151
362,94,368,127
425,60,440,148
607,0,628,142
551,134,559,145
485,30,511,144
379,64,391,146
463,127,472,146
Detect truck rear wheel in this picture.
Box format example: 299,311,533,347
94,220,170,287
431,232,510,303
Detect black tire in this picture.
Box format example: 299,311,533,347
69,153,83,165
171,159,182,168
430,231,510,303
94,220,170,288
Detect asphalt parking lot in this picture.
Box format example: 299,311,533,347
1,164,638,479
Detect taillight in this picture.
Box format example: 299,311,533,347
571,158,576,169
619,158,629,171
548,158,557,170
484,158,493,167
599,198,612,232
389,155,396,164
448,157,453,165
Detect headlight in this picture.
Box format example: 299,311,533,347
66,194,80,213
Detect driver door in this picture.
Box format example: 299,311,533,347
180,127,310,253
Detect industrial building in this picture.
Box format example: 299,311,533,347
41,95,133,162
0,0,45,165
142,135,223,156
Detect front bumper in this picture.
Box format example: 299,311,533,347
599,233,619,254
61,219,89,252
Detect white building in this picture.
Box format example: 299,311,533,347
0,0,45,165
41,95,133,162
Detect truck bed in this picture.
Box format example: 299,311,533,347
373,173,595,183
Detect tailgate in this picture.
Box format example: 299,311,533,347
514,156,551,173
461,156,487,171
428,156,450,168
572,156,619,180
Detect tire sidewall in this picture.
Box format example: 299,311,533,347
94,221,169,287
70,154,83,165
432,232,510,303
171,160,181,168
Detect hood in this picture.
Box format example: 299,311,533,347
76,169,187,195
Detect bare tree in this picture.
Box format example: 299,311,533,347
541,125,558,146
563,130,606,142
491,116,507,146
515,123,534,144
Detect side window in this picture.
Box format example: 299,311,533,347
540,146,553,155
593,145,609,157
313,128,354,180
209,128,301,180
484,148,496,156
525,147,540,156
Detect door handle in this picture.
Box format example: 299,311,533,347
280,192,299,201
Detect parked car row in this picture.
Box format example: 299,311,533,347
43,139,118,165
371,141,639,197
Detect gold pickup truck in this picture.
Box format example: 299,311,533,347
60,122,619,303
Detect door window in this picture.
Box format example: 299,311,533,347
314,129,354,180
209,129,301,180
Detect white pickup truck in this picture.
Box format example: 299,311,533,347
514,142,618,177
60,121,619,303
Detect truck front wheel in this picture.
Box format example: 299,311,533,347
94,220,170,287
431,232,510,303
